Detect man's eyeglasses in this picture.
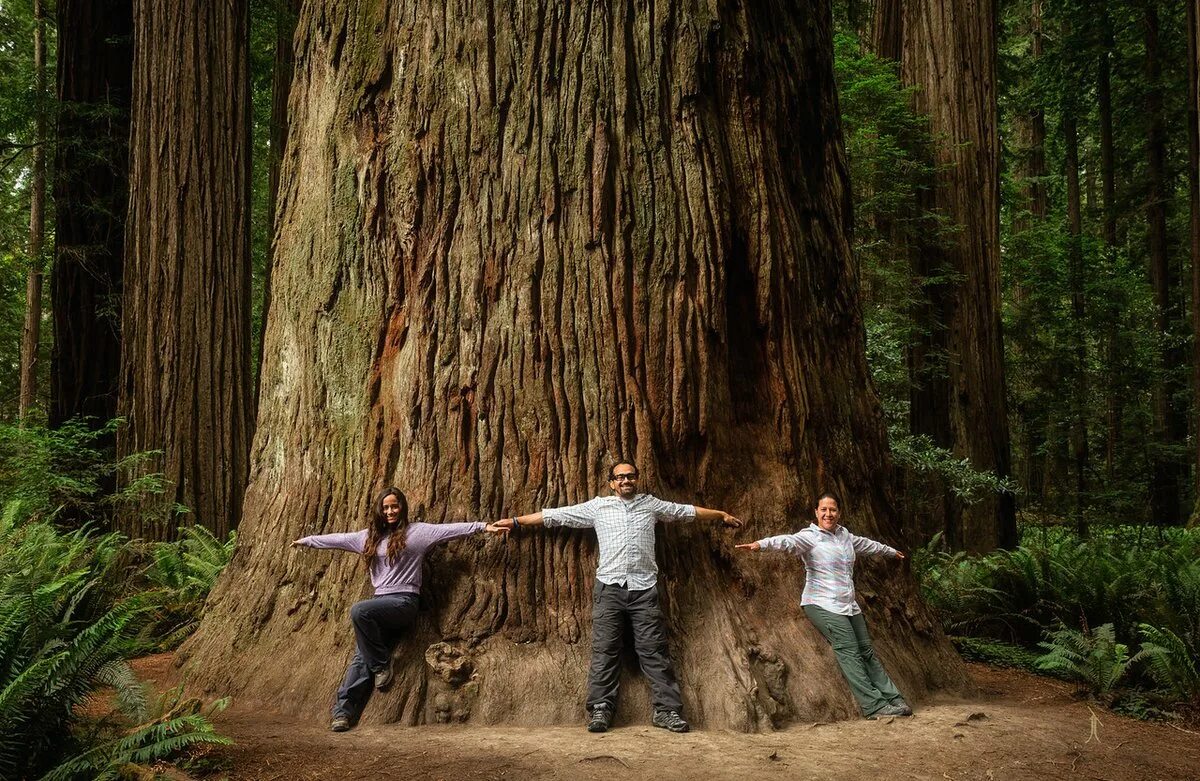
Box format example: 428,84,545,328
611,474,639,482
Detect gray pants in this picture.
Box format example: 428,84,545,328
587,580,684,714
803,604,904,716
332,593,419,721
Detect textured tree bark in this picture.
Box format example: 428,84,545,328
1189,0,1200,523
19,0,48,422
118,0,253,539
258,0,301,407
1144,1,1186,526
871,0,1016,551
183,0,966,730
51,0,132,442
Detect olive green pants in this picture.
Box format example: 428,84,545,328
803,604,904,716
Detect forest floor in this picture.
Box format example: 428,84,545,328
135,656,1200,781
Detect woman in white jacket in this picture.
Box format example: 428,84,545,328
736,491,912,719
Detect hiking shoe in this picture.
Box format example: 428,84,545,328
374,667,393,690
652,709,690,733
866,704,909,720
330,716,351,732
587,705,613,733
890,698,913,716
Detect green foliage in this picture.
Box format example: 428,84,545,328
0,503,229,779
1036,622,1135,699
0,418,121,520
1137,623,1200,704
39,687,231,781
918,525,1200,714
143,525,237,648
951,636,1043,671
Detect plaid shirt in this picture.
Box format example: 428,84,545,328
542,494,696,589
757,523,898,616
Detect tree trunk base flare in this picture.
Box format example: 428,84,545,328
183,0,967,730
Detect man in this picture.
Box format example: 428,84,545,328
498,461,742,733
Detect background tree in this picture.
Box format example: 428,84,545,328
51,0,132,446
183,0,966,729
872,0,1018,552
18,0,47,423
118,0,253,539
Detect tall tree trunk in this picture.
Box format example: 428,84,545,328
1189,0,1200,522
1027,0,1048,222
19,0,48,422
872,0,1016,551
1064,100,1088,537
183,0,965,730
51,0,133,442
258,0,300,408
1012,0,1049,505
1098,33,1119,481
119,0,253,539
1144,1,1186,526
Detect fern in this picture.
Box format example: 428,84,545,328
1137,623,1200,702
1036,622,1136,699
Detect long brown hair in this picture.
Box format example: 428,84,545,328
363,487,409,565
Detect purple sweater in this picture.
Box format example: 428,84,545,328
297,522,484,596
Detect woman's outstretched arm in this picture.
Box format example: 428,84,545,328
290,529,368,553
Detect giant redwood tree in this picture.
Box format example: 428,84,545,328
872,0,1017,552
118,0,253,538
184,0,965,729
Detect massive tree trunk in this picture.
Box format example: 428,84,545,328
118,0,253,539
184,0,966,730
1143,1,1186,526
18,0,48,422
51,0,132,439
872,0,1016,551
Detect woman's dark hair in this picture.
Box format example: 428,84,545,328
363,487,409,565
814,491,841,508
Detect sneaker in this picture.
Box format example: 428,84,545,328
587,704,613,733
890,698,913,716
866,703,909,720
330,716,351,732
374,667,393,690
651,709,690,733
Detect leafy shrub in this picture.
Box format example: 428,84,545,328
1137,623,1200,704
142,525,236,648
952,636,1042,671
916,525,1200,715
0,503,228,780
1036,623,1135,700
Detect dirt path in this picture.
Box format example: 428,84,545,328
137,658,1199,780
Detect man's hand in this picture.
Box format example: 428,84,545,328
720,512,744,529
734,541,761,552
895,550,907,560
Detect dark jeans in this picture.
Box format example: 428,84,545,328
332,593,419,721
586,580,684,714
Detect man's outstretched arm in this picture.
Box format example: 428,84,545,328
693,505,743,528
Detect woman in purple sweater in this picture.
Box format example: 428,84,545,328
292,487,505,731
